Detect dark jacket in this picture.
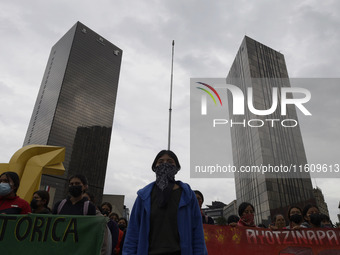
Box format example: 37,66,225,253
52,197,96,215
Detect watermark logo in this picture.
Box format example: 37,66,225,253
190,78,339,179
196,82,311,116
196,82,223,115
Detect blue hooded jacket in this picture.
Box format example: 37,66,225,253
122,181,207,255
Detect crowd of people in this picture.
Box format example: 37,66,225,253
0,171,127,255
220,201,335,231
0,150,338,254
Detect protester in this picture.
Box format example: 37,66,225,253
123,150,207,255
101,202,113,217
109,212,119,223
194,190,214,225
31,190,51,214
301,204,321,228
286,205,306,229
52,174,96,215
116,218,128,255
237,202,256,227
118,217,128,231
0,171,31,214
84,192,118,255
99,201,121,255
269,214,286,230
108,209,125,254
320,213,333,228
115,226,125,255
227,215,240,227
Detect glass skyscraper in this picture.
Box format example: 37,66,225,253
226,36,315,225
23,21,122,204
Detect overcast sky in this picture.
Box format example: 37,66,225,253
1,0,339,223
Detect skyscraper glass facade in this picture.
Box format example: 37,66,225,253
227,36,314,225
23,22,122,204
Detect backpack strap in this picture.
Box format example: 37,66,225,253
83,200,90,215
57,199,67,214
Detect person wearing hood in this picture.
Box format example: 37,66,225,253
0,171,31,214
237,202,256,227
122,150,207,255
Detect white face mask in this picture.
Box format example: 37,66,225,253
0,183,12,196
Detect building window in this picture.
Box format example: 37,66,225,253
96,37,105,45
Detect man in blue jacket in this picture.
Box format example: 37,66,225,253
123,150,207,255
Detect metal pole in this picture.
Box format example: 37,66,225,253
168,40,175,150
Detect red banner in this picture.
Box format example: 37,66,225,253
204,225,340,255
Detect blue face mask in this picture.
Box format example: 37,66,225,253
0,183,12,196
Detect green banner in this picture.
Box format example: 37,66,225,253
0,214,107,255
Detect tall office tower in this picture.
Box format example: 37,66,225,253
226,36,314,225
23,22,122,204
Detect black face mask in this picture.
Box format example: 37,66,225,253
118,224,126,231
289,214,303,224
102,210,110,216
30,199,39,209
310,213,322,227
69,185,83,197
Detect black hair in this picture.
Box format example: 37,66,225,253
118,217,128,226
320,213,331,223
287,205,302,219
302,204,319,218
109,212,119,222
68,174,88,186
151,150,181,171
238,202,255,217
194,190,204,203
101,202,113,212
1,172,20,193
33,190,50,207
227,215,240,224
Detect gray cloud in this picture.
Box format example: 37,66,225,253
0,0,339,223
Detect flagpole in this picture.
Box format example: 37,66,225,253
168,40,175,150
